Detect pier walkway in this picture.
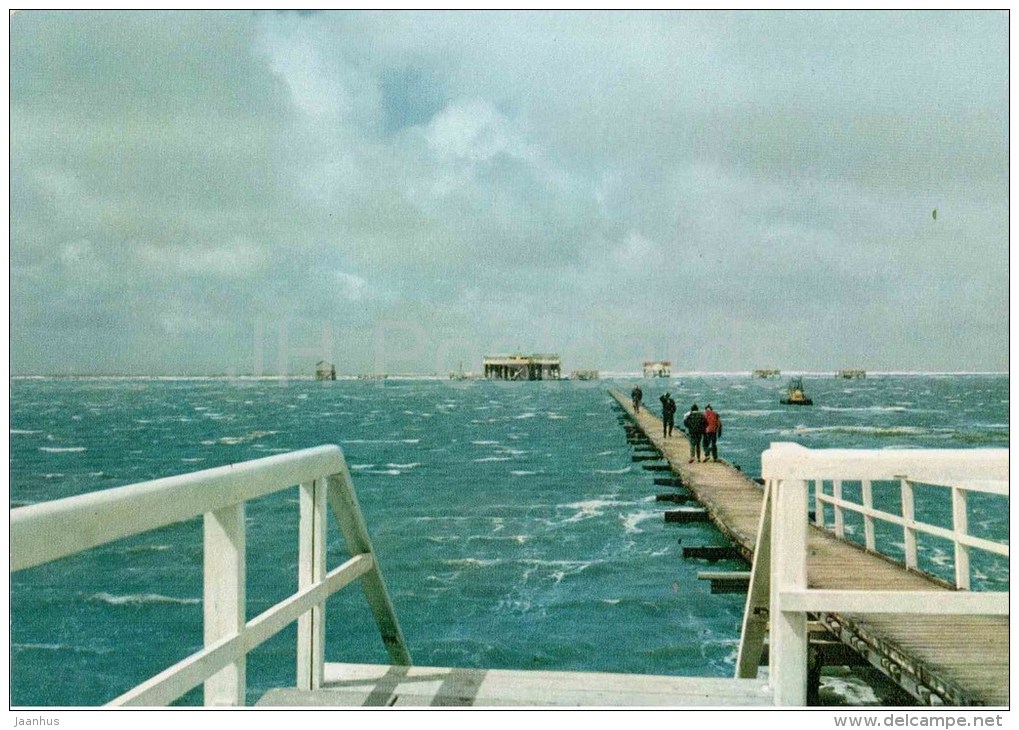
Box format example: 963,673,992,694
609,389,1008,706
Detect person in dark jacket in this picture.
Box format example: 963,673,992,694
682,404,707,462
703,404,722,462
631,385,643,413
659,392,676,438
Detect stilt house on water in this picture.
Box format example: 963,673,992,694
483,354,561,380
315,361,336,381
643,360,671,378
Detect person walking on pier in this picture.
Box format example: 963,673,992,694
631,385,643,413
682,404,707,462
703,405,722,462
659,392,676,438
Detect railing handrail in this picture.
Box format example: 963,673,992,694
761,441,1009,489
11,445,346,572
10,446,411,706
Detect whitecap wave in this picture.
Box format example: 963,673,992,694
593,466,631,475
10,429,41,434
621,509,659,533
39,446,85,453
217,430,276,445
386,462,420,469
474,456,512,462
87,592,201,606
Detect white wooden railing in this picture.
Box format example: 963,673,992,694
810,452,1008,590
737,442,1008,705
10,445,411,706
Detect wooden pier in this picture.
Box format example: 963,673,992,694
610,389,1008,706
259,663,771,707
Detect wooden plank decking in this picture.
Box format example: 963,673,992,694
258,663,772,707
610,389,1008,706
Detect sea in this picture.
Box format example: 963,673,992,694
9,373,1009,706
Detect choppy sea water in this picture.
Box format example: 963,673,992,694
9,374,1008,706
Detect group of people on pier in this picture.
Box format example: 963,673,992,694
631,385,723,462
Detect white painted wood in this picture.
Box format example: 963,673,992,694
900,479,918,569
203,504,246,706
761,442,1007,486
813,479,823,527
770,478,808,706
832,479,844,537
777,589,1008,616
862,479,876,551
256,663,775,707
736,480,772,679
952,487,970,590
813,492,1008,558
11,445,346,571
111,554,373,706
326,470,412,666
297,479,327,690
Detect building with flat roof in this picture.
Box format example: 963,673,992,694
643,360,671,378
483,354,561,381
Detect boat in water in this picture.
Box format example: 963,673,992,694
780,377,813,406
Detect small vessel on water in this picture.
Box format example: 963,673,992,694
780,377,813,406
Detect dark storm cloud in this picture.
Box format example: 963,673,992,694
9,10,1008,374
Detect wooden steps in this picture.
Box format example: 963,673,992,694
257,663,773,707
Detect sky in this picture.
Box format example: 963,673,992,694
9,10,1009,375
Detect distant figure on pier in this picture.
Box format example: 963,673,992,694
631,385,643,413
703,405,722,462
659,392,676,438
682,404,707,463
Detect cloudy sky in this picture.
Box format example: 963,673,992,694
10,10,1008,375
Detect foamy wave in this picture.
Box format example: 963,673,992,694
443,558,501,568
514,412,537,419
622,509,659,533
367,469,401,475
87,592,201,606
10,429,41,434
560,499,621,522
597,450,615,456
510,470,540,476
475,456,512,462
593,466,631,475
218,430,276,445
39,446,85,453
386,462,420,469
349,464,374,470
121,544,172,554
472,440,501,445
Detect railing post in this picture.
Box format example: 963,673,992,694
203,504,246,706
861,480,876,551
899,478,917,569
952,487,970,590
813,480,823,527
832,480,844,538
297,479,327,690
770,477,808,706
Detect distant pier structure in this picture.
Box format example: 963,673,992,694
837,369,866,379
484,354,561,381
315,360,337,381
643,360,671,378
752,369,781,379
570,370,599,381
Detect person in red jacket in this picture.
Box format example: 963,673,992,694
703,405,722,462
